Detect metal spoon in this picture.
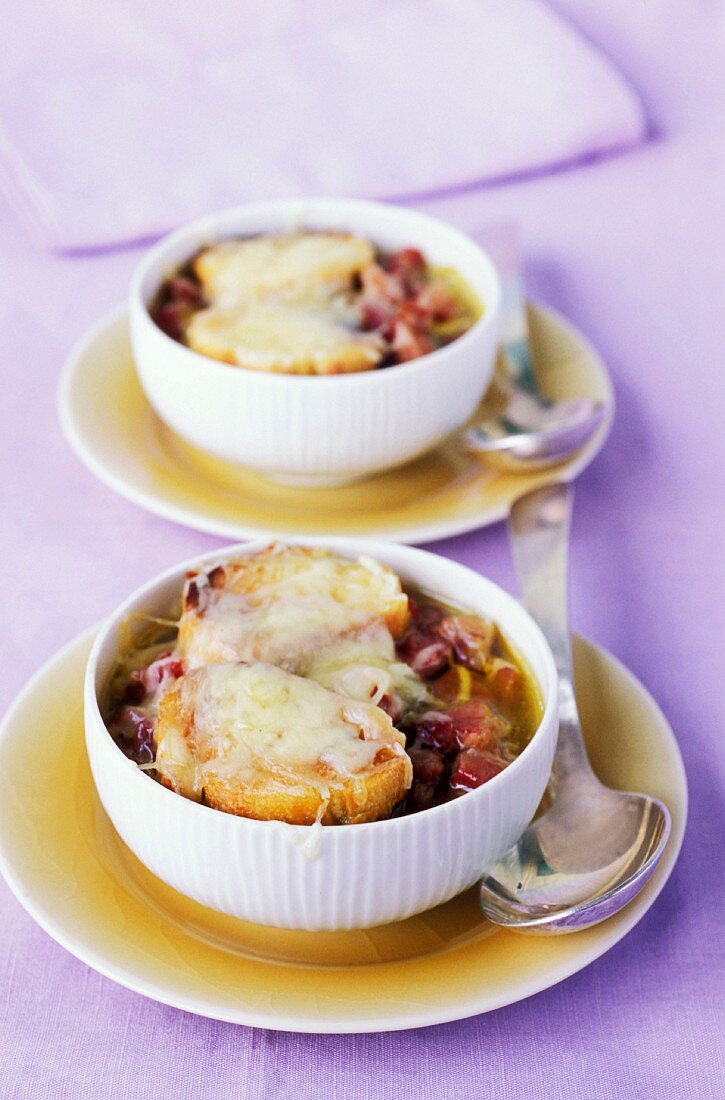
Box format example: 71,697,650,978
463,225,605,470
479,483,671,933
465,389,606,470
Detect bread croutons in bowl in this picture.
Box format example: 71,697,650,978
85,539,558,930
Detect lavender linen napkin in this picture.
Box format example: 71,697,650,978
0,0,645,252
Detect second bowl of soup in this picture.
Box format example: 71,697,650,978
129,199,501,485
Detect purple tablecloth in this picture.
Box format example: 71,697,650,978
1,3,723,1097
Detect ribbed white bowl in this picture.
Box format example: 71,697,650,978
129,199,501,486
85,539,558,930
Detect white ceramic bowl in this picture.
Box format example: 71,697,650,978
85,538,558,931
129,199,501,486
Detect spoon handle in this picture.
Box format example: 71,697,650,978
508,483,595,783
478,223,542,397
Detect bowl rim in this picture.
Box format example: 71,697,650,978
85,537,558,834
128,196,502,388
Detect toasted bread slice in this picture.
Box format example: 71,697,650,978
185,302,383,374
178,545,410,673
154,662,411,824
193,232,375,309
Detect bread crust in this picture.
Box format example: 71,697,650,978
203,750,408,825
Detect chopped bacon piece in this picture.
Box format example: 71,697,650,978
152,273,204,339
360,262,404,305
396,630,452,678
436,614,497,672
132,651,184,697
409,744,446,786
417,282,460,322
451,748,505,790
122,678,146,706
412,699,508,755
111,707,155,765
427,665,470,704
378,692,404,724
407,744,446,809
167,275,203,305
410,710,458,755
487,658,524,704
360,299,393,331
391,320,436,364
395,298,431,330
448,700,509,750
385,248,426,291
155,300,190,341
408,598,445,629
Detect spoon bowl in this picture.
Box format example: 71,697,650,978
461,225,606,471
465,393,606,471
479,777,670,934
478,483,672,934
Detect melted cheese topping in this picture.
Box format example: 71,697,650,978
308,625,429,712
186,302,383,374
193,232,375,309
178,547,409,674
154,662,409,800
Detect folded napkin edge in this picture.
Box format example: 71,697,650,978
0,123,647,258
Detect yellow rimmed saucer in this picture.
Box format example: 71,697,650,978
58,305,613,543
0,629,685,1033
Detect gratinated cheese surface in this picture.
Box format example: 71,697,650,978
178,546,410,674
193,232,375,309
307,626,429,713
154,662,411,824
185,302,383,375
